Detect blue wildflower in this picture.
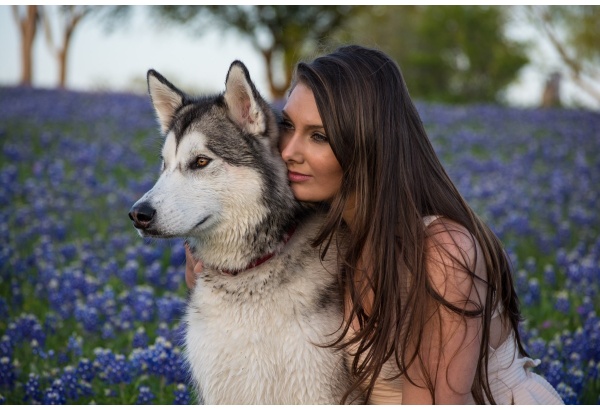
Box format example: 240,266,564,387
165,266,182,291
577,296,595,318
0,335,12,358
24,373,42,403
76,357,96,382
173,383,191,405
545,360,564,389
42,379,67,405
0,356,16,388
156,322,171,341
145,260,163,287
157,294,186,323
120,260,139,287
136,385,155,405
0,296,8,319
74,302,102,333
61,365,79,400
67,334,83,357
555,382,579,405
102,322,116,339
554,291,570,315
543,264,556,286
566,366,584,396
133,327,149,349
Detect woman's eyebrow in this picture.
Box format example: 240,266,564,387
281,110,325,131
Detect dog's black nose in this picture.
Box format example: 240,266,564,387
129,202,156,229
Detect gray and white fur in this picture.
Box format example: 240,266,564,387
129,61,357,404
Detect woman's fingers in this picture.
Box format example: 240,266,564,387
184,243,200,289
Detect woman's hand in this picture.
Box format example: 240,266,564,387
184,243,203,289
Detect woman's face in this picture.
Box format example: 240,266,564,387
278,83,343,203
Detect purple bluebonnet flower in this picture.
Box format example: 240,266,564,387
94,348,132,385
173,383,191,405
133,327,149,349
129,337,188,384
120,260,140,287
76,357,96,382
556,382,579,405
136,385,155,405
145,260,163,287
157,294,187,323
566,366,584,396
577,296,595,318
165,266,183,291
24,373,42,403
172,320,188,348
43,312,59,334
130,286,155,323
0,296,8,319
544,359,564,389
141,245,163,266
0,336,12,358
74,303,102,333
0,356,16,388
554,291,570,315
6,313,46,347
156,322,171,341
67,334,83,357
42,379,67,405
102,322,116,340
61,365,79,400
170,242,186,267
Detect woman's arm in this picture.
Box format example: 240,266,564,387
184,243,203,289
402,219,488,404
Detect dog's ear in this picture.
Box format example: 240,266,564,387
224,61,266,135
147,69,184,135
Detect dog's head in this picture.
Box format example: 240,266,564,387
129,61,296,268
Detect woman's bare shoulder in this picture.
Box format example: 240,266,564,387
422,216,488,306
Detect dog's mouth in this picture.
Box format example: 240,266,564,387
193,215,211,229
134,215,212,238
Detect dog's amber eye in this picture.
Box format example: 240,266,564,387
192,156,211,169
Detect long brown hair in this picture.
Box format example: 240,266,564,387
293,45,526,404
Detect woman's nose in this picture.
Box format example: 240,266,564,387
280,133,303,163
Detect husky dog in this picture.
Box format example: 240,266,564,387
129,61,356,404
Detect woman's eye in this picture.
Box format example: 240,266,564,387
312,133,329,143
191,156,211,169
279,120,293,131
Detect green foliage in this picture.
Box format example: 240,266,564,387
341,6,529,104
152,5,364,99
524,5,600,106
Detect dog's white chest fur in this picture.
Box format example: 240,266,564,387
185,215,351,404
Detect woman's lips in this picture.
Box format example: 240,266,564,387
288,171,311,182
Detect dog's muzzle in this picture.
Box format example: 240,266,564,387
128,202,156,230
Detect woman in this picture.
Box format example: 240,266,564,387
185,45,563,404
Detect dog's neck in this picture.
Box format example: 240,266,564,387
188,205,303,274
218,224,296,276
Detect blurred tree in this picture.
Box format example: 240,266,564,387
525,5,600,106
12,5,39,86
339,6,529,104
41,6,131,88
152,5,365,100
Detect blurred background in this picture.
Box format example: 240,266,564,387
1,5,599,110
2,5,600,405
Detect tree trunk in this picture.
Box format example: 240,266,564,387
57,7,85,88
13,5,39,86
261,47,289,101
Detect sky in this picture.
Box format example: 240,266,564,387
1,6,267,96
1,5,598,110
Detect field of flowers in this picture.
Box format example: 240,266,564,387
1,85,599,404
